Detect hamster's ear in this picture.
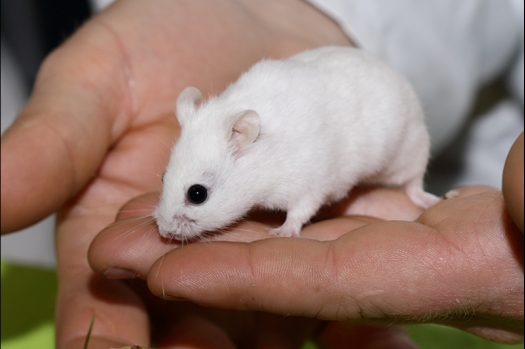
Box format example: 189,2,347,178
230,110,260,152
175,87,202,125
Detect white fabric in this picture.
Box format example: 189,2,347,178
305,0,523,152
306,0,524,193
89,0,114,12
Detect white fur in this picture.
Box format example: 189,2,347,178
154,46,439,239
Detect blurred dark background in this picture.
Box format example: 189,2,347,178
1,0,91,93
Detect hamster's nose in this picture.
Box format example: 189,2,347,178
173,214,195,225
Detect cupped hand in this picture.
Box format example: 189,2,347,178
0,0,359,348
89,186,428,349
90,186,524,345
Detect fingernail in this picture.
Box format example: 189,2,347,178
103,268,136,279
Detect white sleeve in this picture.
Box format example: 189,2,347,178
89,0,115,12
305,0,522,152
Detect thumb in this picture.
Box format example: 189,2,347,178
1,23,130,233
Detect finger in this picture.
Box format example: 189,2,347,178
146,188,523,331
146,221,433,318
63,337,137,349
317,323,419,349
151,305,320,349
89,215,176,279
1,22,131,234
440,184,496,199
234,312,320,349
154,313,316,349
154,316,236,349
88,192,281,278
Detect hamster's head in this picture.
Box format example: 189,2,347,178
153,86,261,240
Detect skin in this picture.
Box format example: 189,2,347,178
502,131,524,233
1,0,523,347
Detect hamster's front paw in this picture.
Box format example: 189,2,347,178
407,188,441,209
268,226,300,238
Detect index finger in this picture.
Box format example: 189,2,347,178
146,187,524,341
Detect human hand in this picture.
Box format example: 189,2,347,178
90,186,524,345
0,0,354,347
89,186,430,349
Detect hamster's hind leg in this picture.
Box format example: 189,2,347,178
404,176,440,209
268,199,322,237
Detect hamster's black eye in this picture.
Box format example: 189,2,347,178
161,171,166,183
187,184,208,205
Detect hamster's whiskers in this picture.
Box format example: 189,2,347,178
112,215,156,242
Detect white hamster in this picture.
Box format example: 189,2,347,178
154,46,439,239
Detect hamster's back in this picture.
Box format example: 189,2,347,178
209,46,430,205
